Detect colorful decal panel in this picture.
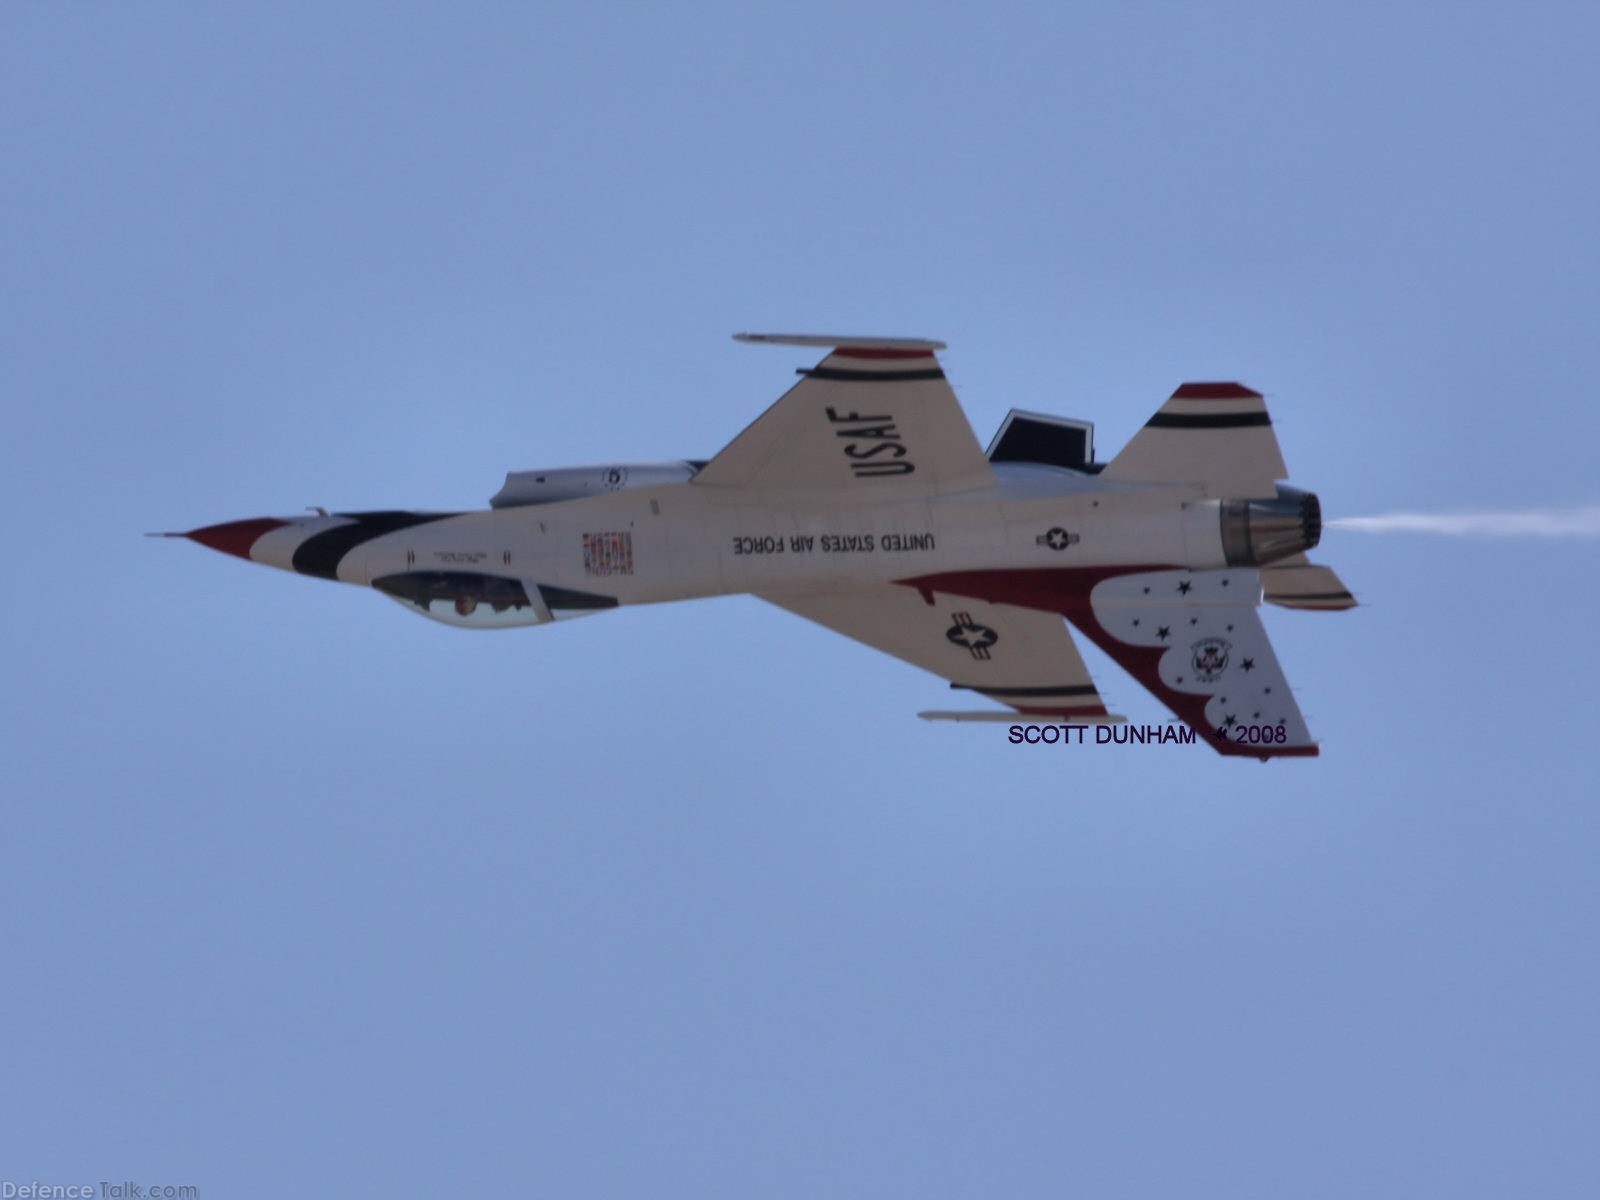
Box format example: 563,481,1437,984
582,531,634,577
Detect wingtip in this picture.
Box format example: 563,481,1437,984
734,332,947,352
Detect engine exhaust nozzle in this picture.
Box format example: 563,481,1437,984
1220,485,1322,567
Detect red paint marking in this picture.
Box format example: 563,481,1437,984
897,566,1174,614
1061,608,1316,759
832,347,936,360
185,517,289,560
1170,382,1262,401
898,566,1318,759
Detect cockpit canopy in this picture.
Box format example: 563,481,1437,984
373,571,546,628
372,571,618,628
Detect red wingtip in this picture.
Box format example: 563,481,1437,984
185,517,289,560
1171,382,1263,401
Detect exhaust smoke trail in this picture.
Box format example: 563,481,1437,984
1328,506,1600,537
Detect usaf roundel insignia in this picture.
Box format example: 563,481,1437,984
1036,526,1078,551
1190,637,1231,682
947,611,999,661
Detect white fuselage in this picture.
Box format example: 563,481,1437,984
246,464,1229,617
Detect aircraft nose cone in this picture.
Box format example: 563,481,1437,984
185,517,289,560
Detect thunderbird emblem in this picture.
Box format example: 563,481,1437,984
1190,637,1231,681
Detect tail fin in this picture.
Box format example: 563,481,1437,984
1100,382,1287,499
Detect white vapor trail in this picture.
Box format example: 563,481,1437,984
1327,506,1600,537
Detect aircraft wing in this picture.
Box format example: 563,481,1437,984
692,334,995,495
756,585,1114,720
1063,567,1319,758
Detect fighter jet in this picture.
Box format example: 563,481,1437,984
167,334,1355,759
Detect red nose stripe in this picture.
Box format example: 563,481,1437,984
186,518,290,560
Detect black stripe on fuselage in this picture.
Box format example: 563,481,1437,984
951,683,1100,697
798,366,945,383
1145,412,1271,429
292,511,460,580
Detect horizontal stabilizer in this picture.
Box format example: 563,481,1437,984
1261,556,1357,610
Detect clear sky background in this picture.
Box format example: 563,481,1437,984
5,4,1598,1197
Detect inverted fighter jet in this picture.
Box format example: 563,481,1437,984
168,334,1355,759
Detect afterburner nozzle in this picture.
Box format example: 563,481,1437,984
1220,486,1321,567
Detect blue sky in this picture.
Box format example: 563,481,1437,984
4,4,1598,1197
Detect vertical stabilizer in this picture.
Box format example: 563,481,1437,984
1101,383,1287,499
